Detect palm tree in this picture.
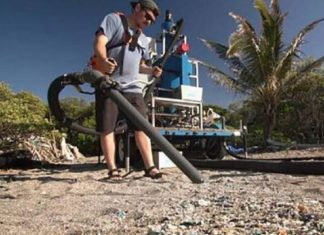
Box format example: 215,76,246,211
200,0,324,144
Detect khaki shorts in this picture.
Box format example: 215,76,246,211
95,92,148,134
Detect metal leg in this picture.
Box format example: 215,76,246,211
97,137,101,164
125,131,131,172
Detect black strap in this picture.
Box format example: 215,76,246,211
106,13,131,51
105,13,144,75
119,14,131,41
117,14,129,75
128,29,141,52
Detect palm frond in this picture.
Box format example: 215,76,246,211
270,0,280,15
254,0,272,25
275,18,324,78
197,59,251,94
228,12,264,80
285,56,324,86
199,38,228,59
200,38,255,82
255,0,285,72
227,12,260,56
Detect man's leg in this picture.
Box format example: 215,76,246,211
135,130,161,175
124,93,162,177
100,132,117,171
95,92,119,177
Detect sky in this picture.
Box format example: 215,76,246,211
1,0,324,108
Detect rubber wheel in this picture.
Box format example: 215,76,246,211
183,138,226,160
205,138,226,159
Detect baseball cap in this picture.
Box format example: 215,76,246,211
131,0,160,17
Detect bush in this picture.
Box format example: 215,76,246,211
0,83,54,151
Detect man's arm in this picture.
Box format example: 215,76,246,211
93,32,117,74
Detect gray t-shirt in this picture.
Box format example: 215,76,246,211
98,13,150,93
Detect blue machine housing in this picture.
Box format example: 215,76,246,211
160,54,193,90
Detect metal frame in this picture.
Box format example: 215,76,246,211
150,96,203,129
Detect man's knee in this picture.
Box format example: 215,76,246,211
135,131,151,143
100,132,115,142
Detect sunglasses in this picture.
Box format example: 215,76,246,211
143,8,155,23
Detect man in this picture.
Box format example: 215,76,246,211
93,0,163,180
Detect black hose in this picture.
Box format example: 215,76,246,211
47,72,100,136
144,19,184,102
48,71,204,183
189,159,324,175
188,143,324,175
104,87,204,183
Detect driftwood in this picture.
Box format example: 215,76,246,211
60,136,84,160
0,135,84,167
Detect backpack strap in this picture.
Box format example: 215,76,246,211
110,13,144,75
106,13,131,51
91,13,130,74
115,13,129,75
91,12,144,75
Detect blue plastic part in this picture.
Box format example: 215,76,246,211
180,54,192,86
161,55,181,89
162,21,176,32
160,54,192,90
158,128,235,137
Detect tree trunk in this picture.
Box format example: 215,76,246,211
263,103,277,146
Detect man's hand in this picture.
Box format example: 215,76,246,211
139,60,163,77
152,66,162,78
100,58,118,75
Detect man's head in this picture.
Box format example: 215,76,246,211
130,0,160,28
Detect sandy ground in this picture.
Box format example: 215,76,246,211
0,149,324,235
